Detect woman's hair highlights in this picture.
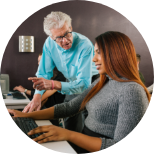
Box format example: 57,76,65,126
80,31,151,110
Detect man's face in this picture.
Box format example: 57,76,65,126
50,23,73,50
137,60,139,70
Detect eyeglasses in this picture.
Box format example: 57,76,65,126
53,32,72,43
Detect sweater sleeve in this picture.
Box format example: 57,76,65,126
100,84,148,149
54,78,99,119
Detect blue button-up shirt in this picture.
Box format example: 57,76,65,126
35,32,98,95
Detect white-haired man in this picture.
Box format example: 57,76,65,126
23,11,98,131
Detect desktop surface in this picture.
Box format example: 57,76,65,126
4,91,77,153
9,117,77,154
35,120,77,153
4,92,30,109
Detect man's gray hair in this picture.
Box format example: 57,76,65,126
44,11,72,36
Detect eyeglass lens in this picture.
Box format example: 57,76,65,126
56,32,72,42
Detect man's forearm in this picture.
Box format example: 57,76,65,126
53,80,61,91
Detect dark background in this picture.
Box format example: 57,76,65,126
1,1,153,90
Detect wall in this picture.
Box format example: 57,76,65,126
1,1,153,90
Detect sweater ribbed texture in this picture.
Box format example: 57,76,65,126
54,76,148,150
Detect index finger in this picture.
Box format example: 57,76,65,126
7,109,15,115
28,77,40,80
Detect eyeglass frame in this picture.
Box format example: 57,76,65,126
52,31,72,43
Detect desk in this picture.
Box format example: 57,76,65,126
5,93,77,153
4,92,30,109
36,120,77,153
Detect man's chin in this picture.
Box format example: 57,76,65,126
63,45,72,50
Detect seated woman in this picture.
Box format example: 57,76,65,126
8,31,150,153
13,53,43,98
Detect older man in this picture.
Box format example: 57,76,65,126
23,12,98,116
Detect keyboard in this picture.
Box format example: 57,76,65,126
12,117,43,139
12,91,26,99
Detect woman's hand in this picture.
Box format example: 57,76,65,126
13,85,25,92
8,109,27,117
28,125,71,144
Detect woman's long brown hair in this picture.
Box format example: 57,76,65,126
80,31,151,110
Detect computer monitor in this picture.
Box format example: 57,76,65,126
0,74,9,94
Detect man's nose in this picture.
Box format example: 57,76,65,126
62,37,68,43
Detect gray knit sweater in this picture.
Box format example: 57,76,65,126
54,76,148,150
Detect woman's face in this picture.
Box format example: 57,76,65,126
93,43,106,75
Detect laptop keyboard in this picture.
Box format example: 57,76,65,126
12,117,43,139
12,92,26,99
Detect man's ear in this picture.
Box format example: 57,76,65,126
70,26,73,31
50,36,54,40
